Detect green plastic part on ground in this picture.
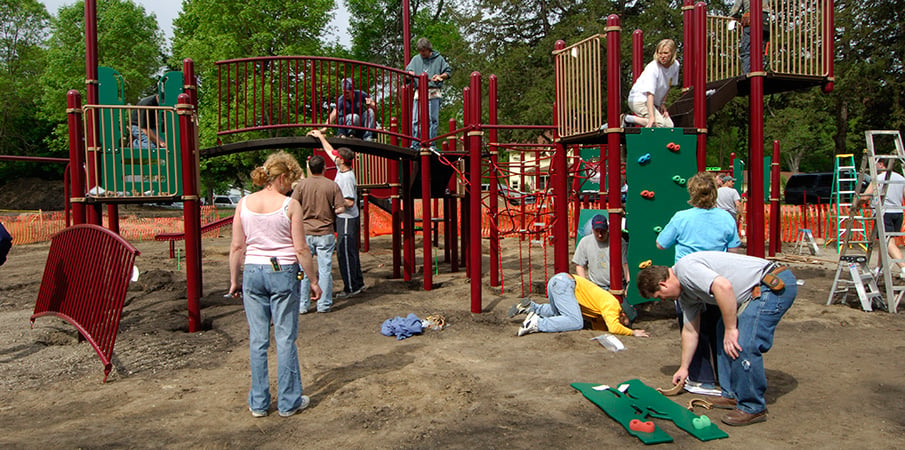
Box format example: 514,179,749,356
572,379,729,444
624,128,698,305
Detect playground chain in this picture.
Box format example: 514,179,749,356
0,235,904,447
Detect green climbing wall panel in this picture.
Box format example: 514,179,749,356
624,128,698,305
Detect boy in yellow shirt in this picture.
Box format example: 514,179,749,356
510,273,649,337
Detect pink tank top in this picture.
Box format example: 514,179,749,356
241,196,297,265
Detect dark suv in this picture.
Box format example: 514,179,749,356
783,170,863,205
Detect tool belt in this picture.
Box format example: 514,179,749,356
752,263,788,298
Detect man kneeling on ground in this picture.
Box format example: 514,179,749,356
636,251,797,427
509,273,648,338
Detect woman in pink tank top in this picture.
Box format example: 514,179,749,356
227,151,321,418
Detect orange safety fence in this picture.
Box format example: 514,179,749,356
2,206,222,245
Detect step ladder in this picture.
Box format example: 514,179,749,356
794,228,818,255
825,154,867,251
827,130,905,312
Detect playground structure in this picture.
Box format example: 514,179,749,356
38,0,834,353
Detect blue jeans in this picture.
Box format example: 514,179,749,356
131,125,156,149
717,268,797,414
336,216,364,293
300,233,335,313
242,263,304,415
411,97,440,149
337,110,376,140
532,273,583,333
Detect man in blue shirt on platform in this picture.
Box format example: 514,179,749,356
323,78,376,141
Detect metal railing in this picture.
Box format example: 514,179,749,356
707,0,830,82
216,56,414,140
83,105,182,198
553,34,606,138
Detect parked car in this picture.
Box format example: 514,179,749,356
212,195,241,208
783,170,866,205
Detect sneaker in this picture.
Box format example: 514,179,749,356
336,288,363,299
684,380,722,396
898,269,905,280
517,312,540,336
279,395,310,417
249,408,268,418
508,298,532,318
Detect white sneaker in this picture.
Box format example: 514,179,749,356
279,395,310,417
517,312,540,336
508,298,532,317
249,407,268,418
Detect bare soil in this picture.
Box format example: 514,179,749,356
1,231,904,448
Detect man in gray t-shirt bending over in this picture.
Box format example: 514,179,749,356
636,251,797,427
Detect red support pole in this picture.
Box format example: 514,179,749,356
682,0,695,89
605,15,623,291
183,59,203,300
747,0,766,258
389,117,402,278
632,30,644,83
402,0,411,64
420,160,433,289
402,159,414,281
418,73,430,151
488,75,500,287
362,189,370,253
822,0,835,93
469,72,483,313
84,0,102,226
177,93,202,332
770,140,781,256
694,3,707,172
66,90,86,226
462,86,471,277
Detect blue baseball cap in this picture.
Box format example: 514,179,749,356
591,214,608,231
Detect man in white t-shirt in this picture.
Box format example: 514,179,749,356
716,175,742,221
572,214,629,290
862,159,905,278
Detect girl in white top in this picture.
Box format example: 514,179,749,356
627,39,680,128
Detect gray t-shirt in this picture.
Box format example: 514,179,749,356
873,171,905,211
572,234,628,288
674,251,770,324
334,169,359,218
716,186,741,216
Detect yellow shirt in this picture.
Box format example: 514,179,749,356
574,275,633,336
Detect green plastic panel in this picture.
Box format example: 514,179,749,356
624,128,698,305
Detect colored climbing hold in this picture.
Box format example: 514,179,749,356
653,226,663,233
673,175,686,185
692,415,712,430
637,153,652,165
667,142,680,152
629,419,656,433
640,190,655,199
639,259,652,269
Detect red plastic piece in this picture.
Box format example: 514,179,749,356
629,419,655,433
640,190,655,199
667,142,680,152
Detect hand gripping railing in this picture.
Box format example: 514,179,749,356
31,224,140,382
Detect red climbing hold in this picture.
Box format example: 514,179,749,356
629,419,655,433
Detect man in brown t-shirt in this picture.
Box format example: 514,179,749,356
291,154,345,313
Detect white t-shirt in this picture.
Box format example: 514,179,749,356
873,171,905,211
334,169,359,218
628,60,681,106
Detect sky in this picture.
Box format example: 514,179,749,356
38,0,352,46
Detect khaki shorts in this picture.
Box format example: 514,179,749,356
629,100,674,127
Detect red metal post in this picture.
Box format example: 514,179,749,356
747,0,766,257
402,159,414,281
462,86,471,277
362,189,370,253
84,0,103,226
177,93,202,332
66,90,86,225
770,140,781,256
822,0,835,93
632,30,644,83
403,0,411,64
488,75,500,287
682,0,695,89
417,73,433,289
389,117,402,278
469,72,483,313
605,14,623,291
694,3,707,172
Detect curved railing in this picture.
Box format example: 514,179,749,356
216,56,416,143
707,0,832,82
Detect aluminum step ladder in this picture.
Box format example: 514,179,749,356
827,130,905,312
825,154,867,251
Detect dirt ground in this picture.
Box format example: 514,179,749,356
1,229,905,449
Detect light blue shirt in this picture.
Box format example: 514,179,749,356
656,207,741,263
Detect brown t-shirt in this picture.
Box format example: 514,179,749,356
291,175,344,236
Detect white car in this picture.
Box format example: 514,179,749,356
212,195,241,208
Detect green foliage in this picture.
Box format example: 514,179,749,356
38,0,165,154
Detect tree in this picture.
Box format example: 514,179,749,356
0,0,52,176
170,0,335,194
38,0,165,154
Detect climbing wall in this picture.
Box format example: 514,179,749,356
624,128,698,305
